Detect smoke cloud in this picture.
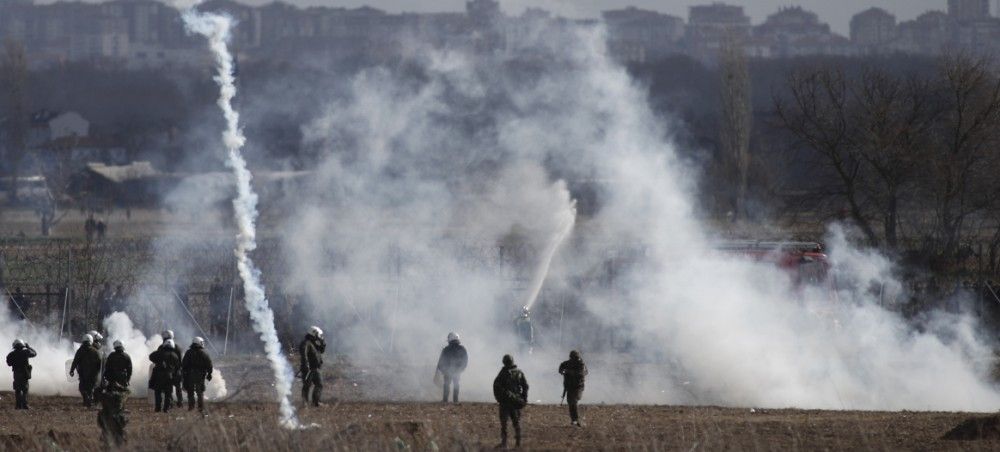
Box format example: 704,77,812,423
274,22,1000,411
0,312,226,399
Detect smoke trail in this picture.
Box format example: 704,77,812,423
523,201,576,310
181,9,300,428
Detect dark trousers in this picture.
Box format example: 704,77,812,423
302,369,322,406
499,405,522,446
154,389,173,412
566,387,583,422
13,379,29,409
80,376,98,407
174,381,183,404
187,390,204,411
442,373,460,402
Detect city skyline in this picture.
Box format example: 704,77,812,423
21,0,984,36
38,0,963,35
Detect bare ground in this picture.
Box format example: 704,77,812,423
0,393,997,451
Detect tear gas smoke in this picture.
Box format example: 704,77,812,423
278,23,1000,411
181,8,300,427
0,312,226,399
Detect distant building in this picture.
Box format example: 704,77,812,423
850,7,896,51
948,0,990,22
687,3,752,61
466,0,501,27
602,7,685,63
953,16,1000,53
894,11,954,55
466,0,504,52
197,0,259,48
754,6,853,57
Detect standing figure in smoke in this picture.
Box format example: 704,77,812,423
182,336,214,413
6,339,36,409
103,340,132,388
493,354,529,449
436,332,468,403
299,326,326,407
88,330,107,401
161,330,184,405
514,307,534,353
70,334,103,407
149,339,181,412
558,350,588,427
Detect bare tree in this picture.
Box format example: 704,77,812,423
852,70,937,250
719,35,752,221
925,55,1000,264
774,68,880,246
2,39,27,203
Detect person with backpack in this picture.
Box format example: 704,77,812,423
492,354,529,449
558,350,588,426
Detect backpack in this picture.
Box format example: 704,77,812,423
501,369,527,409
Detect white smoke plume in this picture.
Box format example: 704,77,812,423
275,22,1000,412
181,8,299,427
0,312,225,399
0,317,76,396
104,312,228,400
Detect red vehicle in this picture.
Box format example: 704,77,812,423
714,240,834,290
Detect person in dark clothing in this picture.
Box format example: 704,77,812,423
85,331,105,402
149,339,181,412
493,354,529,449
436,332,468,403
161,330,184,405
103,340,132,388
96,220,107,240
558,350,588,426
70,334,103,407
6,339,37,409
299,326,326,407
182,337,214,413
98,380,129,447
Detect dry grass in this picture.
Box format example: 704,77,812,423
1,395,998,451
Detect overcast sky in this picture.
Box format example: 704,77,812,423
233,1,961,35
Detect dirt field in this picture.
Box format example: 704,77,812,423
0,394,997,451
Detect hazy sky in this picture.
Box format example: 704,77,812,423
236,1,958,35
